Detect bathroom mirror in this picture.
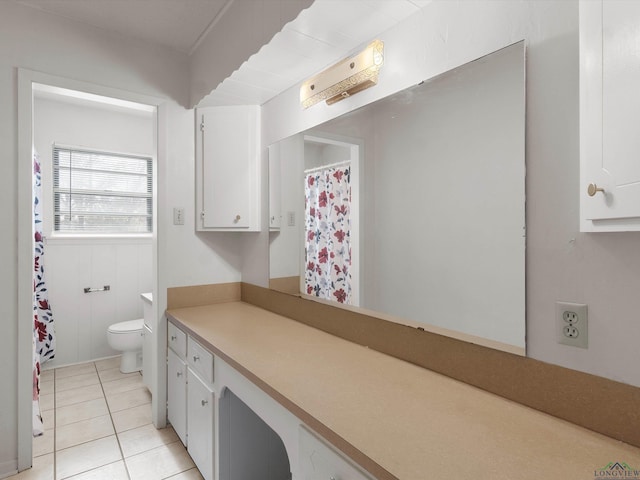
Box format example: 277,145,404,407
268,42,526,353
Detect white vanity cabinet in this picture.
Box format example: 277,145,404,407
580,0,640,231
195,105,261,232
166,322,215,480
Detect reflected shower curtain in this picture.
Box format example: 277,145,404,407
304,164,352,304
33,149,55,436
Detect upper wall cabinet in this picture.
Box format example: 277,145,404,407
195,105,261,231
580,0,640,232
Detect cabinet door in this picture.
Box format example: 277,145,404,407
187,370,215,480
167,349,187,446
580,0,640,231
198,105,259,230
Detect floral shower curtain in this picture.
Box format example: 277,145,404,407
33,149,55,436
304,164,352,304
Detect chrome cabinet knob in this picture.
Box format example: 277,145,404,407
201,399,208,406
587,183,605,196
193,355,200,362
177,371,182,377
170,335,177,341
234,214,241,222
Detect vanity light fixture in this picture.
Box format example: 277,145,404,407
300,39,384,109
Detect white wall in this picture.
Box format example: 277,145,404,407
0,2,241,474
260,1,640,388
33,97,154,367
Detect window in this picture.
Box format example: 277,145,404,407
53,146,153,234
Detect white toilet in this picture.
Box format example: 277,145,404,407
107,318,144,373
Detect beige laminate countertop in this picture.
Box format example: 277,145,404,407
166,302,640,480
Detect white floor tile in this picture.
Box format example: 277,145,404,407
94,356,121,372
56,383,104,408
56,398,109,428
118,424,179,458
106,387,151,413
39,393,54,412
125,442,195,480
111,404,152,433
55,363,96,379
164,468,204,479
98,367,140,384
39,379,54,395
56,372,100,392
56,414,114,451
65,460,128,480
27,360,201,480
32,431,53,458
101,374,145,397
55,436,121,479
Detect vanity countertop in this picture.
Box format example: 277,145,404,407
166,301,640,480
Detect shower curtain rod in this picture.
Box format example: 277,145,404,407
304,160,351,175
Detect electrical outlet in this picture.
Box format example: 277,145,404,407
556,302,588,348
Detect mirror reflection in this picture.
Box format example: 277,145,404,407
269,42,526,352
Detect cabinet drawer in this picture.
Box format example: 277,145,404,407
187,337,214,385
299,426,373,480
168,322,186,359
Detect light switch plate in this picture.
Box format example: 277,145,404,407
287,211,296,227
173,207,185,225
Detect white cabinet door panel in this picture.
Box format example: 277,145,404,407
167,348,187,446
581,0,640,230
187,370,215,480
197,105,260,231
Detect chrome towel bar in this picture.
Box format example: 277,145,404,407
84,285,111,293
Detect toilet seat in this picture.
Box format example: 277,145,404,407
108,318,144,334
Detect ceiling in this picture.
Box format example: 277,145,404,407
13,0,232,54
14,0,432,106
199,0,432,106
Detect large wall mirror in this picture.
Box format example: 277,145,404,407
268,41,526,353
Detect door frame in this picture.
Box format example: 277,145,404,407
17,69,168,470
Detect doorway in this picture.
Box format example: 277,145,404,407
18,69,165,471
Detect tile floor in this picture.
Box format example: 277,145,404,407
8,357,203,480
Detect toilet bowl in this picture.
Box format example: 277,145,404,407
107,318,144,373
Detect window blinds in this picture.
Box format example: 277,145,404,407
53,146,153,234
